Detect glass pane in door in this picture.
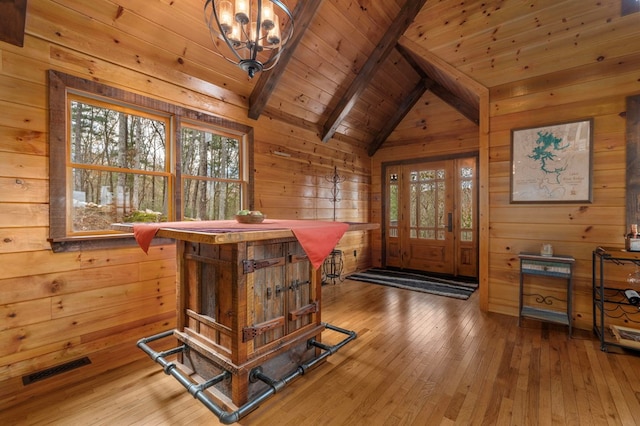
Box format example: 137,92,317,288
388,172,399,238
460,166,474,242
409,167,447,241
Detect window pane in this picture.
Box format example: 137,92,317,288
410,183,417,227
419,183,429,227
70,101,166,172
388,172,398,236
459,163,474,242
49,72,254,248
182,128,240,179
437,180,446,240
183,179,241,220
461,180,473,229
389,184,398,224
72,169,168,232
460,166,474,179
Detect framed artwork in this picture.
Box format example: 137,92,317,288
510,118,593,203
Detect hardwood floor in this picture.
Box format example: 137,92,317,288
4,279,640,425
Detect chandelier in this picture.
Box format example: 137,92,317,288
204,0,294,79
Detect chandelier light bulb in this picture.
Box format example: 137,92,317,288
218,0,233,33
267,14,280,45
228,22,242,45
235,0,249,25
261,2,275,30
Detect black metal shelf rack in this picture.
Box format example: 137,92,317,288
592,247,640,352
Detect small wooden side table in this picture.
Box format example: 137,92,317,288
518,252,575,336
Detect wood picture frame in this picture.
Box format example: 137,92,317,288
510,118,593,203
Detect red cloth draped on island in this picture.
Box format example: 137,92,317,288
132,219,349,270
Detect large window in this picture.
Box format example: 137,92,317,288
49,70,253,251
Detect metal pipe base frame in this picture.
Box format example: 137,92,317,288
137,323,357,424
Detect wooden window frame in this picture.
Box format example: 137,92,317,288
48,70,254,252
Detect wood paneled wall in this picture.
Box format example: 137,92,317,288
371,16,640,333
486,50,640,330
0,2,370,409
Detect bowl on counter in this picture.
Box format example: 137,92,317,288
235,213,266,224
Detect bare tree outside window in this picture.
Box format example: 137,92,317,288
69,98,170,233
181,126,242,220
48,70,254,251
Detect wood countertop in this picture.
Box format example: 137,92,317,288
112,220,379,245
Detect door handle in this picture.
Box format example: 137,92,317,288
447,213,453,232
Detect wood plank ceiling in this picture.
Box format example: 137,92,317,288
250,0,479,154
17,0,635,155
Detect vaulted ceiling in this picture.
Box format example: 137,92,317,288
249,0,481,155
7,0,637,155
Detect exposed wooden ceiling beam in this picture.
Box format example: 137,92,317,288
396,42,479,125
262,106,321,135
320,0,428,143
248,0,323,120
396,42,428,80
398,35,487,100
0,0,28,47
429,83,479,125
367,77,433,156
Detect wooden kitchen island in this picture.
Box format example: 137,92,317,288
114,219,376,424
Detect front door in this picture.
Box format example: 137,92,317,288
384,157,477,278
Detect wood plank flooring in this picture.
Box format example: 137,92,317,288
3,279,640,425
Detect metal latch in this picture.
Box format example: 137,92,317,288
243,258,285,273
289,279,310,291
